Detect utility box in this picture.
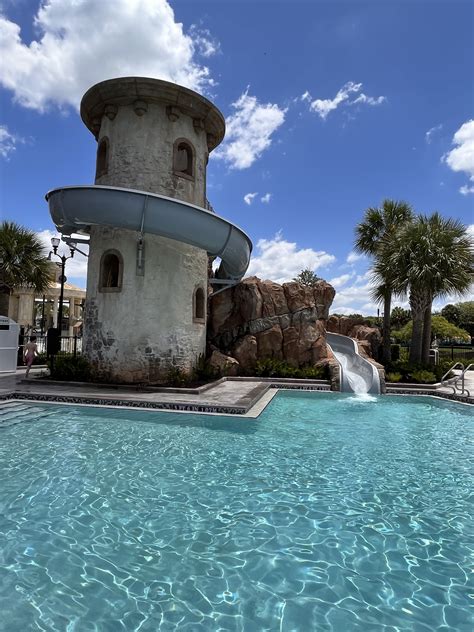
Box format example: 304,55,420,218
0,316,20,373
429,348,439,366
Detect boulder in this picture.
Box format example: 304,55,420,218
208,276,335,371
208,350,240,376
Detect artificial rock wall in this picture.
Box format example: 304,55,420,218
208,277,336,372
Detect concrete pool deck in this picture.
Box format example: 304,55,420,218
0,368,472,416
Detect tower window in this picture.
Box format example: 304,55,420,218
193,286,205,322
96,137,109,179
173,139,195,179
99,250,123,292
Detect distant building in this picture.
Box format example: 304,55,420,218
8,265,85,335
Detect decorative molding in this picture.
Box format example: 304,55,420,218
104,104,118,120
133,100,148,116
166,106,180,122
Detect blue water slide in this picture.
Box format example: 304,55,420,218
327,332,381,395
46,185,252,288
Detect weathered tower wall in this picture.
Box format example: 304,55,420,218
80,78,225,382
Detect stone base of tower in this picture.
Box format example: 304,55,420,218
83,226,207,383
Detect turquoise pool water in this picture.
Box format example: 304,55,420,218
0,393,472,631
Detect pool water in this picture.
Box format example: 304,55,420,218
0,393,472,631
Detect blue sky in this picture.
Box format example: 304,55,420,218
0,0,473,314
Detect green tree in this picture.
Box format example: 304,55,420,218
0,221,53,317
354,199,414,365
392,316,470,344
390,306,411,329
293,268,321,287
377,213,473,363
440,304,461,326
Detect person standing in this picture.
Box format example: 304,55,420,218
23,336,38,378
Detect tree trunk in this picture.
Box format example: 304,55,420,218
382,290,392,365
409,288,428,364
421,301,433,364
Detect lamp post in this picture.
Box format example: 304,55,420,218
49,237,76,340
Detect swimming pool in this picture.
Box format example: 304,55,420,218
0,393,471,631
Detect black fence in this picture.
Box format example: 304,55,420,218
400,344,474,362
18,334,82,366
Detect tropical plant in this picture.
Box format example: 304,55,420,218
354,199,414,364
0,221,53,316
376,214,473,363
293,268,321,286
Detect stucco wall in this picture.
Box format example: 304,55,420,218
84,226,207,382
96,102,207,207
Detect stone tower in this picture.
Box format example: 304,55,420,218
80,77,225,383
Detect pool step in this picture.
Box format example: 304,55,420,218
0,402,56,427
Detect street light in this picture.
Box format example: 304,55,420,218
48,237,76,341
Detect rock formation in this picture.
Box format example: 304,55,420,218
208,276,335,372
327,315,382,361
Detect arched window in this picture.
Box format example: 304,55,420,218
99,250,123,292
193,286,205,322
96,137,109,179
173,139,195,179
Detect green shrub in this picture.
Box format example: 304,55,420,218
192,355,220,382
254,358,328,380
49,355,91,381
386,371,402,383
410,370,437,384
166,366,191,387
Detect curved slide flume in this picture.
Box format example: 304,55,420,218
327,332,381,395
46,185,252,289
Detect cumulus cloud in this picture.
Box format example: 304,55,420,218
425,123,443,144
346,251,364,264
188,24,220,58
244,192,258,205
36,229,88,285
246,232,335,284
0,124,23,159
304,81,386,120
261,193,272,203
443,120,474,194
214,88,286,169
328,273,353,288
0,0,217,112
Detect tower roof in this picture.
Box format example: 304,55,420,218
80,77,226,151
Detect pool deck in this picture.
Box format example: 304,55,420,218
0,368,472,416
0,368,331,417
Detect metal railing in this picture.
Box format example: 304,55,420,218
440,362,472,397
17,334,83,364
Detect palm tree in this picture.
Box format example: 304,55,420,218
376,213,473,364
354,199,414,364
0,221,53,317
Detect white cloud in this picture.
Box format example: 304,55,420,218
36,229,88,284
244,192,258,205
443,119,474,193
246,232,335,284
346,251,363,264
0,124,23,159
304,81,386,120
214,88,286,169
425,123,442,143
328,273,353,288
0,0,217,112
188,24,220,58
352,93,386,106
261,193,272,203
